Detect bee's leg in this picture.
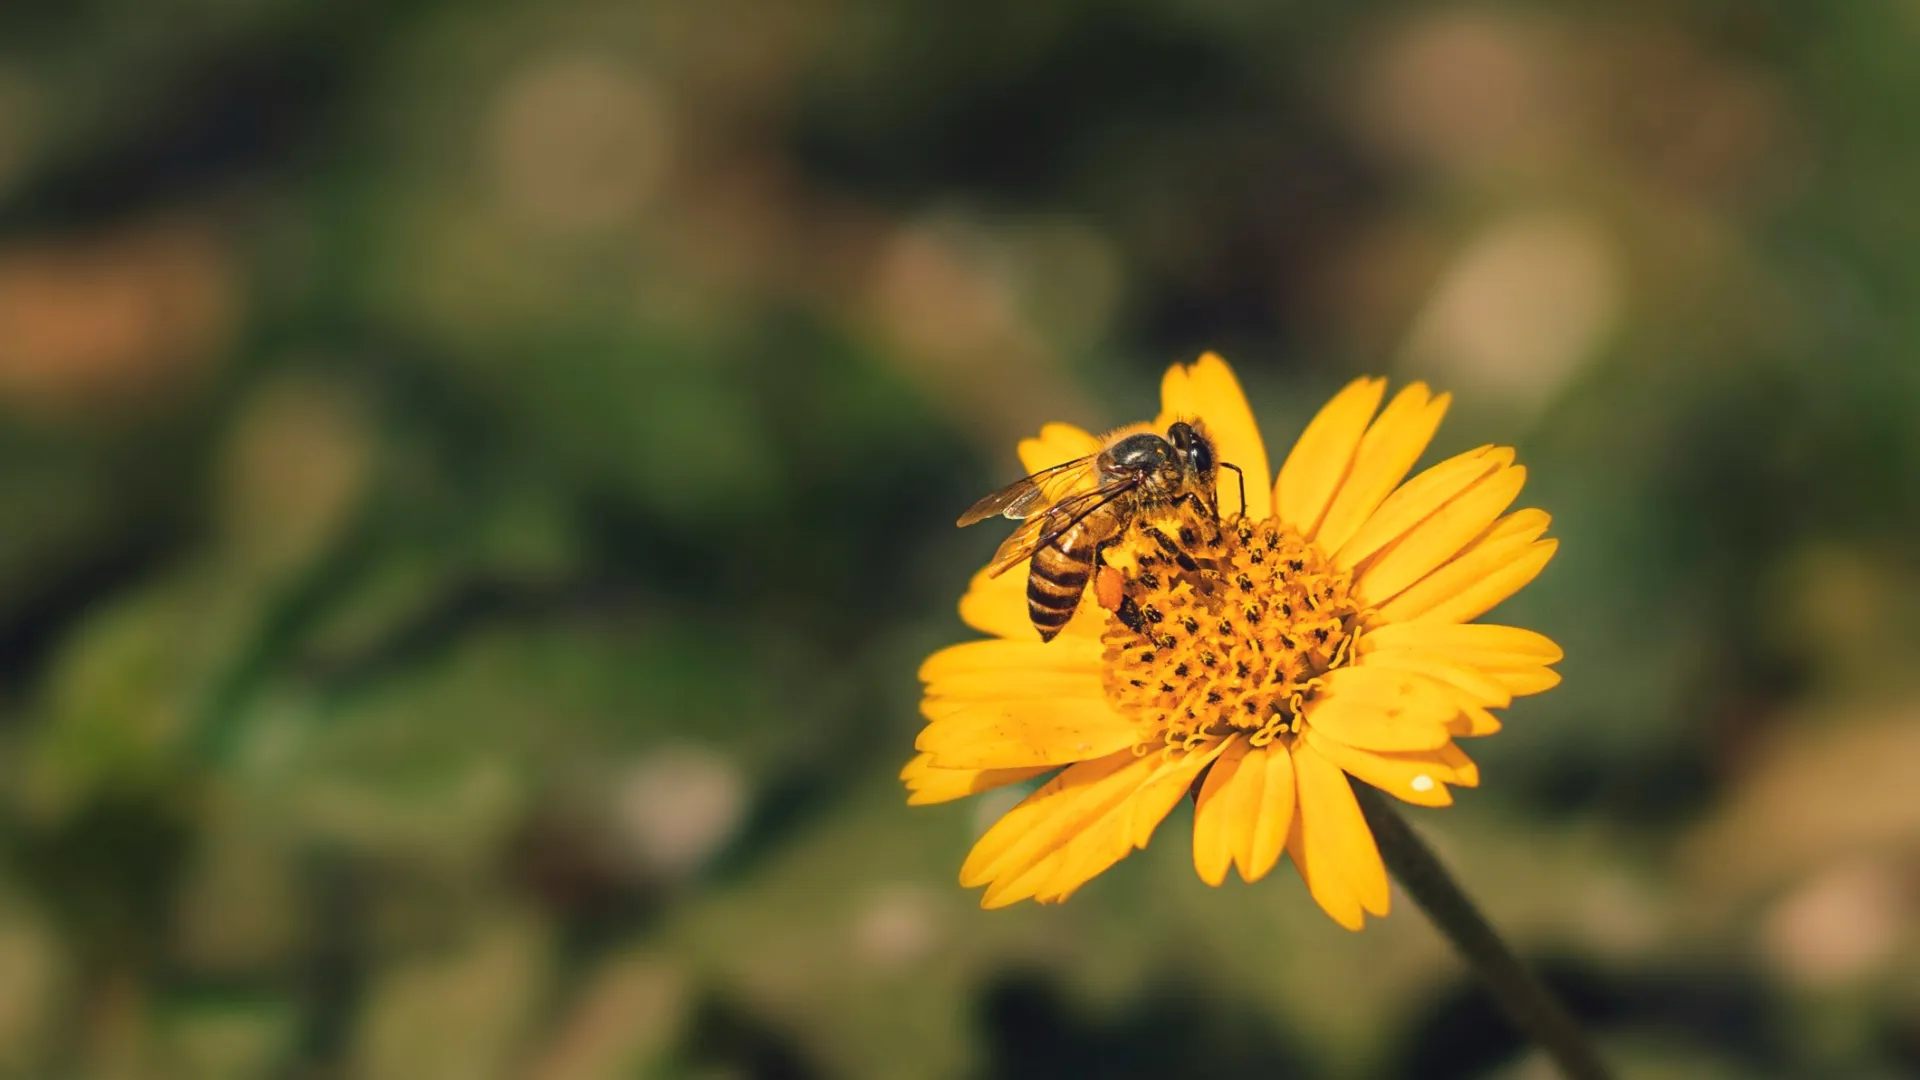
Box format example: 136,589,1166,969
1172,492,1226,550
1146,527,1201,572
1173,490,1215,522
1091,531,1143,577
1219,461,1248,520
1089,535,1147,633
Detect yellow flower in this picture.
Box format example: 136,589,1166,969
905,353,1562,929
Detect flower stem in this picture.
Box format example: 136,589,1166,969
1350,780,1615,1080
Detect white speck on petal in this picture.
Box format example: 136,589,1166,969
1411,774,1436,793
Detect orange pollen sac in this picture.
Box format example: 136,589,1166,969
1099,513,1362,754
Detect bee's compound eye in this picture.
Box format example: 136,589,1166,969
1166,421,1213,476
1187,435,1214,476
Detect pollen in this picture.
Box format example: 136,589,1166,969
1100,513,1362,753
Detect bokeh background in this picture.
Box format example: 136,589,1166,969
1,1,1918,1077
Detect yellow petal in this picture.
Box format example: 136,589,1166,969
1378,511,1557,624
1307,700,1453,753
1292,746,1390,926
1335,446,1510,570
1286,827,1359,929
956,562,1104,641
1303,732,1478,808
916,696,1139,769
1359,624,1563,699
1157,353,1273,520
1371,510,1551,622
1305,666,1456,752
1125,743,1230,851
922,668,1106,714
1356,465,1529,606
1190,738,1296,886
1033,740,1230,903
1025,840,1126,906
1367,614,1559,699
1243,742,1297,882
1319,663,1459,706
955,562,1034,640
961,750,1146,887
1359,623,1562,667
919,637,1103,682
1276,377,1384,537
968,743,1223,906
982,848,1068,908
900,753,1052,805
1191,737,1249,886
1447,697,1504,737
1354,649,1512,708
1312,384,1451,553
1017,421,1103,474
1492,667,1561,696
1435,741,1480,786
983,841,1059,899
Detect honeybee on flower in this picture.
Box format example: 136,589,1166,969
955,419,1244,641
906,353,1561,929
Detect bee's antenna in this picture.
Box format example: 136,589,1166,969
1219,462,1248,520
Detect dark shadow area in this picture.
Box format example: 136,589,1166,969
2,787,193,965
681,991,831,1080
0,0,408,234
1392,956,1799,1080
790,3,1386,357
975,968,1312,1080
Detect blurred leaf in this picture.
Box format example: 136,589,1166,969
350,908,552,1080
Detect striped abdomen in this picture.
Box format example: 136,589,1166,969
1026,521,1103,641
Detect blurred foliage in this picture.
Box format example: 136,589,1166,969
2,1,1920,1078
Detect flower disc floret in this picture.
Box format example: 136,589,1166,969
1103,514,1361,754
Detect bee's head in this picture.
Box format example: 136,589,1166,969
1111,425,1218,504
1166,421,1216,484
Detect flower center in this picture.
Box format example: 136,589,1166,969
1099,512,1362,753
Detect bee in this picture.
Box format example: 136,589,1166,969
957,421,1246,642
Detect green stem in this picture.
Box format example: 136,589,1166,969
1351,780,1615,1080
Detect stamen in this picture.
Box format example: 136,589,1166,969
1101,507,1363,755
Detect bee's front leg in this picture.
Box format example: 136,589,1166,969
1173,492,1227,549
1145,526,1202,572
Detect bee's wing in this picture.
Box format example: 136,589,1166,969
957,454,1103,527
982,480,1140,577
981,514,1057,577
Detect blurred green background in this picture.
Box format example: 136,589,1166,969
2,1,1918,1077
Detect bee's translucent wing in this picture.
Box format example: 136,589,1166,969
957,454,1102,527
981,513,1055,577
982,479,1140,577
